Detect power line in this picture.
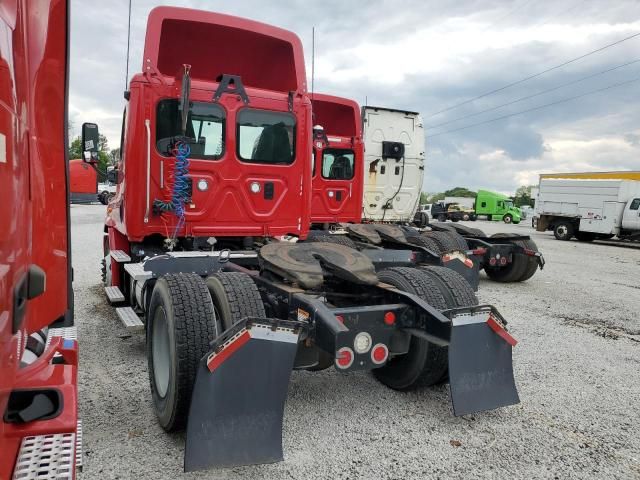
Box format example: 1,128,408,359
426,31,640,118
427,58,640,129
530,0,589,29
426,76,640,138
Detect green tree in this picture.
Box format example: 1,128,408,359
443,186,476,198
514,185,535,207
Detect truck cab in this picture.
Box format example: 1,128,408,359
475,190,521,224
361,106,425,223
310,94,363,226
105,7,312,255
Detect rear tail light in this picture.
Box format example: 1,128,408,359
383,311,396,325
335,347,354,369
500,257,507,265
489,257,497,266
371,344,389,365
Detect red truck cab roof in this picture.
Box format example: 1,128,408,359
310,93,363,225
108,7,312,242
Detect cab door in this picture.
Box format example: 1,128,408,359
622,198,640,231
311,143,359,223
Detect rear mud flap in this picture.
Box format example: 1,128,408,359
441,253,480,291
185,322,299,472
448,311,519,416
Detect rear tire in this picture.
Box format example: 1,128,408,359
373,268,449,390
441,231,468,251
437,214,447,222
407,234,442,254
554,222,574,241
419,266,479,382
422,231,459,253
483,233,537,282
206,272,266,331
147,274,218,432
576,231,596,242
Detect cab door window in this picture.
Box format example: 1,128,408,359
322,149,354,180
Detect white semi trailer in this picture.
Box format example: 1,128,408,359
536,178,640,241
361,106,425,223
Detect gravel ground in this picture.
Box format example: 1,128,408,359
71,204,640,479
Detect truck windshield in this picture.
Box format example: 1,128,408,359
322,149,354,180
237,109,295,164
156,100,225,159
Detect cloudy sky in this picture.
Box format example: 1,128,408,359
69,0,640,195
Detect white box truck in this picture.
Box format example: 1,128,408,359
361,106,425,223
536,178,640,241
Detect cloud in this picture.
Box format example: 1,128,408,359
69,0,640,195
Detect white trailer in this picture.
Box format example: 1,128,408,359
444,196,475,209
361,106,425,223
536,178,640,241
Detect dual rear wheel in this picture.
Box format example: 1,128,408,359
147,272,264,431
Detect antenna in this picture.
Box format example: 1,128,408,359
311,26,315,100
124,0,132,91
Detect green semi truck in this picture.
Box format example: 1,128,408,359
475,190,521,224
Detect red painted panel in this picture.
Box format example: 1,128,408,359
69,159,97,193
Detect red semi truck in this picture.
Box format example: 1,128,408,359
89,7,519,472
0,0,80,478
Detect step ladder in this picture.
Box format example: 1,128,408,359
115,307,144,333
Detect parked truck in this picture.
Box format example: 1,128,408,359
362,106,425,223
474,189,522,224
309,94,543,285
536,178,640,242
90,7,520,472
1,1,81,478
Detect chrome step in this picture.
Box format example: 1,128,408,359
12,427,78,479
105,286,125,304
110,249,131,263
115,307,144,333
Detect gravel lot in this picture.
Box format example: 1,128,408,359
71,204,640,479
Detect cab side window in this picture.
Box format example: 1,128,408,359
630,198,640,210
322,149,355,180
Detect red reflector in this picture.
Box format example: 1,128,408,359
463,258,474,268
335,347,354,369
487,316,518,347
472,248,487,255
383,311,396,325
371,344,389,365
523,248,536,256
489,257,497,266
335,315,345,324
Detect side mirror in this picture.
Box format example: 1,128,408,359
82,122,100,164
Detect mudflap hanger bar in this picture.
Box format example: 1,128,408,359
185,316,305,472
295,284,519,416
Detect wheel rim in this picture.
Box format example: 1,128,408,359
557,225,567,237
504,216,512,223
152,306,171,399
